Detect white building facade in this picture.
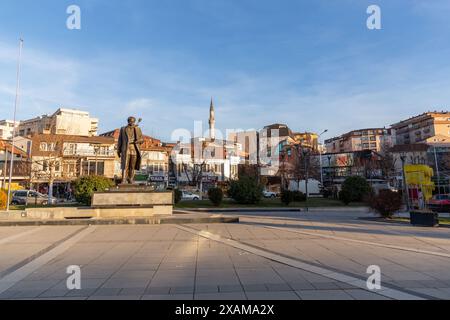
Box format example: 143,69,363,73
18,108,99,137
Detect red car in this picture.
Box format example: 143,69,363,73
428,194,450,212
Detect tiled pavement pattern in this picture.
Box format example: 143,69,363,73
0,210,449,300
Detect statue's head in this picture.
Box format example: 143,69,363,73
127,116,136,126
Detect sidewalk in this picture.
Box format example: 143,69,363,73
178,207,371,213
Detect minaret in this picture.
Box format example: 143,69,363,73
209,98,215,140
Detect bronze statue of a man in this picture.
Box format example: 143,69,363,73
117,117,144,184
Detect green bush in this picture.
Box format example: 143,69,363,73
173,188,182,204
228,176,263,204
340,176,371,204
369,190,403,218
292,191,306,202
339,189,352,205
0,189,7,210
73,176,114,205
208,187,224,206
280,190,294,206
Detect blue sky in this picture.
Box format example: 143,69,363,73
1,0,450,141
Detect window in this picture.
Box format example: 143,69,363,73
41,142,56,152
67,143,77,154
48,143,56,151
15,191,27,197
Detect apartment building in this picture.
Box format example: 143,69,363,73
292,132,320,151
29,134,116,189
228,130,259,166
259,124,295,177
0,120,20,140
391,111,450,145
325,128,392,153
0,139,30,188
18,108,99,137
172,137,240,188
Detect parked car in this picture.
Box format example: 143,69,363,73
428,194,450,212
263,190,277,198
11,190,57,206
181,191,200,201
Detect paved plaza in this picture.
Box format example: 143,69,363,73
1,210,450,300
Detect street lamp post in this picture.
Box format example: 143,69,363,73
318,129,328,191
400,154,410,211
6,39,23,211
327,155,334,198
301,147,311,212
433,146,441,196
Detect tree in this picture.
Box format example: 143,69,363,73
31,154,63,203
173,188,182,204
279,144,321,195
228,176,263,204
379,143,397,180
0,189,7,210
340,176,371,204
208,187,223,206
369,190,403,218
280,190,294,206
73,175,114,205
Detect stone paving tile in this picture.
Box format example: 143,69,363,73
145,286,171,295
88,295,141,300
245,291,300,300
36,297,88,300
170,286,195,294
243,284,268,292
0,290,20,299
142,294,193,300
38,288,70,298
194,292,248,300
311,282,341,290
118,288,146,296
297,290,355,300
289,282,315,290
195,285,219,294
101,278,150,289
91,287,122,297
65,289,97,297
11,289,48,299
410,288,450,299
265,283,292,292
219,284,244,293
344,289,391,300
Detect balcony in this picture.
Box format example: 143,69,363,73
0,161,31,177
63,149,115,157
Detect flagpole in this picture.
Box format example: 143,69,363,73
6,38,23,211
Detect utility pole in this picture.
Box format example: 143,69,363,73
2,146,8,189
6,39,23,211
400,155,410,211
318,129,328,192
433,146,441,195
302,147,310,212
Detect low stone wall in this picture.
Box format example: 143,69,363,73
0,203,173,221
92,191,173,207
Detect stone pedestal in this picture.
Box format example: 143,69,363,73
91,186,173,217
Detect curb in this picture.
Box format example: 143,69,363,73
177,207,370,213
0,214,239,227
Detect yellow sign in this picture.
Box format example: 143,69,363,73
404,165,435,200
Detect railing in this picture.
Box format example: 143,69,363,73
0,161,31,177
63,149,116,157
